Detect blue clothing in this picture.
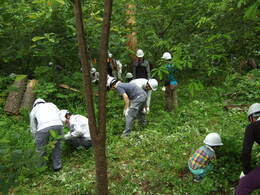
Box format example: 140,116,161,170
166,64,177,85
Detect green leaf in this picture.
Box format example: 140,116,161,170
0,138,10,144
32,36,46,42
55,0,65,5
244,2,259,19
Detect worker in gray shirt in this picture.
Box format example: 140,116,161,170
107,76,147,136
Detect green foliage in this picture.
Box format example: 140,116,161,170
0,115,43,194
224,69,260,103
187,80,205,97
0,70,257,193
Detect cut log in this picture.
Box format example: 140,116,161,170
59,83,80,92
20,80,38,111
224,104,249,111
4,75,28,115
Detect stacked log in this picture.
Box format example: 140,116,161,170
20,80,38,111
4,75,28,115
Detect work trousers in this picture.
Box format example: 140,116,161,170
35,125,63,170
123,93,147,136
66,137,92,149
235,167,260,194
165,85,178,111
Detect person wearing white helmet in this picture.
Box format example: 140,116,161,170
90,67,99,83
30,98,63,171
107,51,123,80
107,76,147,137
161,52,178,111
130,78,158,114
125,72,133,82
133,49,151,79
235,103,260,194
188,132,223,182
59,110,92,150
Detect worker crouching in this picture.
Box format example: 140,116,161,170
188,133,223,182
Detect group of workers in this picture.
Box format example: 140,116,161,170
29,49,260,194
30,99,91,171
91,49,178,111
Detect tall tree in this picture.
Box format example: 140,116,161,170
126,2,137,65
72,0,112,194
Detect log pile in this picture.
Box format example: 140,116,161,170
4,75,37,115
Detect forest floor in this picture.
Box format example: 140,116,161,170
1,75,260,195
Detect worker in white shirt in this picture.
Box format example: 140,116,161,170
90,67,99,83
59,110,92,149
130,78,158,114
30,98,63,171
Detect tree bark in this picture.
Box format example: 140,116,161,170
20,79,37,111
126,3,137,66
4,75,27,115
73,0,112,194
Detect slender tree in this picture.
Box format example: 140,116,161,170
126,2,137,66
72,0,112,194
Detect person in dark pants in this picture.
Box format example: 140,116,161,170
107,76,147,137
30,98,63,171
161,52,178,111
107,51,122,79
59,110,92,150
132,49,151,79
236,103,260,194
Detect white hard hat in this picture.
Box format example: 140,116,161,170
136,49,144,57
90,68,96,73
108,51,112,58
107,75,116,87
247,103,260,117
203,133,223,146
162,52,172,60
59,109,69,122
126,72,133,79
147,79,158,91
33,98,45,107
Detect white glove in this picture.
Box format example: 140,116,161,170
142,107,150,114
162,86,166,91
123,108,129,117
240,171,245,179
64,133,71,140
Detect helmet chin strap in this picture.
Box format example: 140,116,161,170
249,115,259,123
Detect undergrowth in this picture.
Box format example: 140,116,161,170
0,70,259,194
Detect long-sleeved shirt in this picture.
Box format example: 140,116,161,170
241,119,260,174
30,102,62,135
130,78,152,108
107,59,122,79
65,115,91,140
133,59,150,79
188,145,216,170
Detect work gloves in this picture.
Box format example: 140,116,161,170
239,171,245,179
142,107,150,114
123,108,129,117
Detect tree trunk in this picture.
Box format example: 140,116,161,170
4,75,27,115
126,3,137,68
73,0,112,194
20,79,37,111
